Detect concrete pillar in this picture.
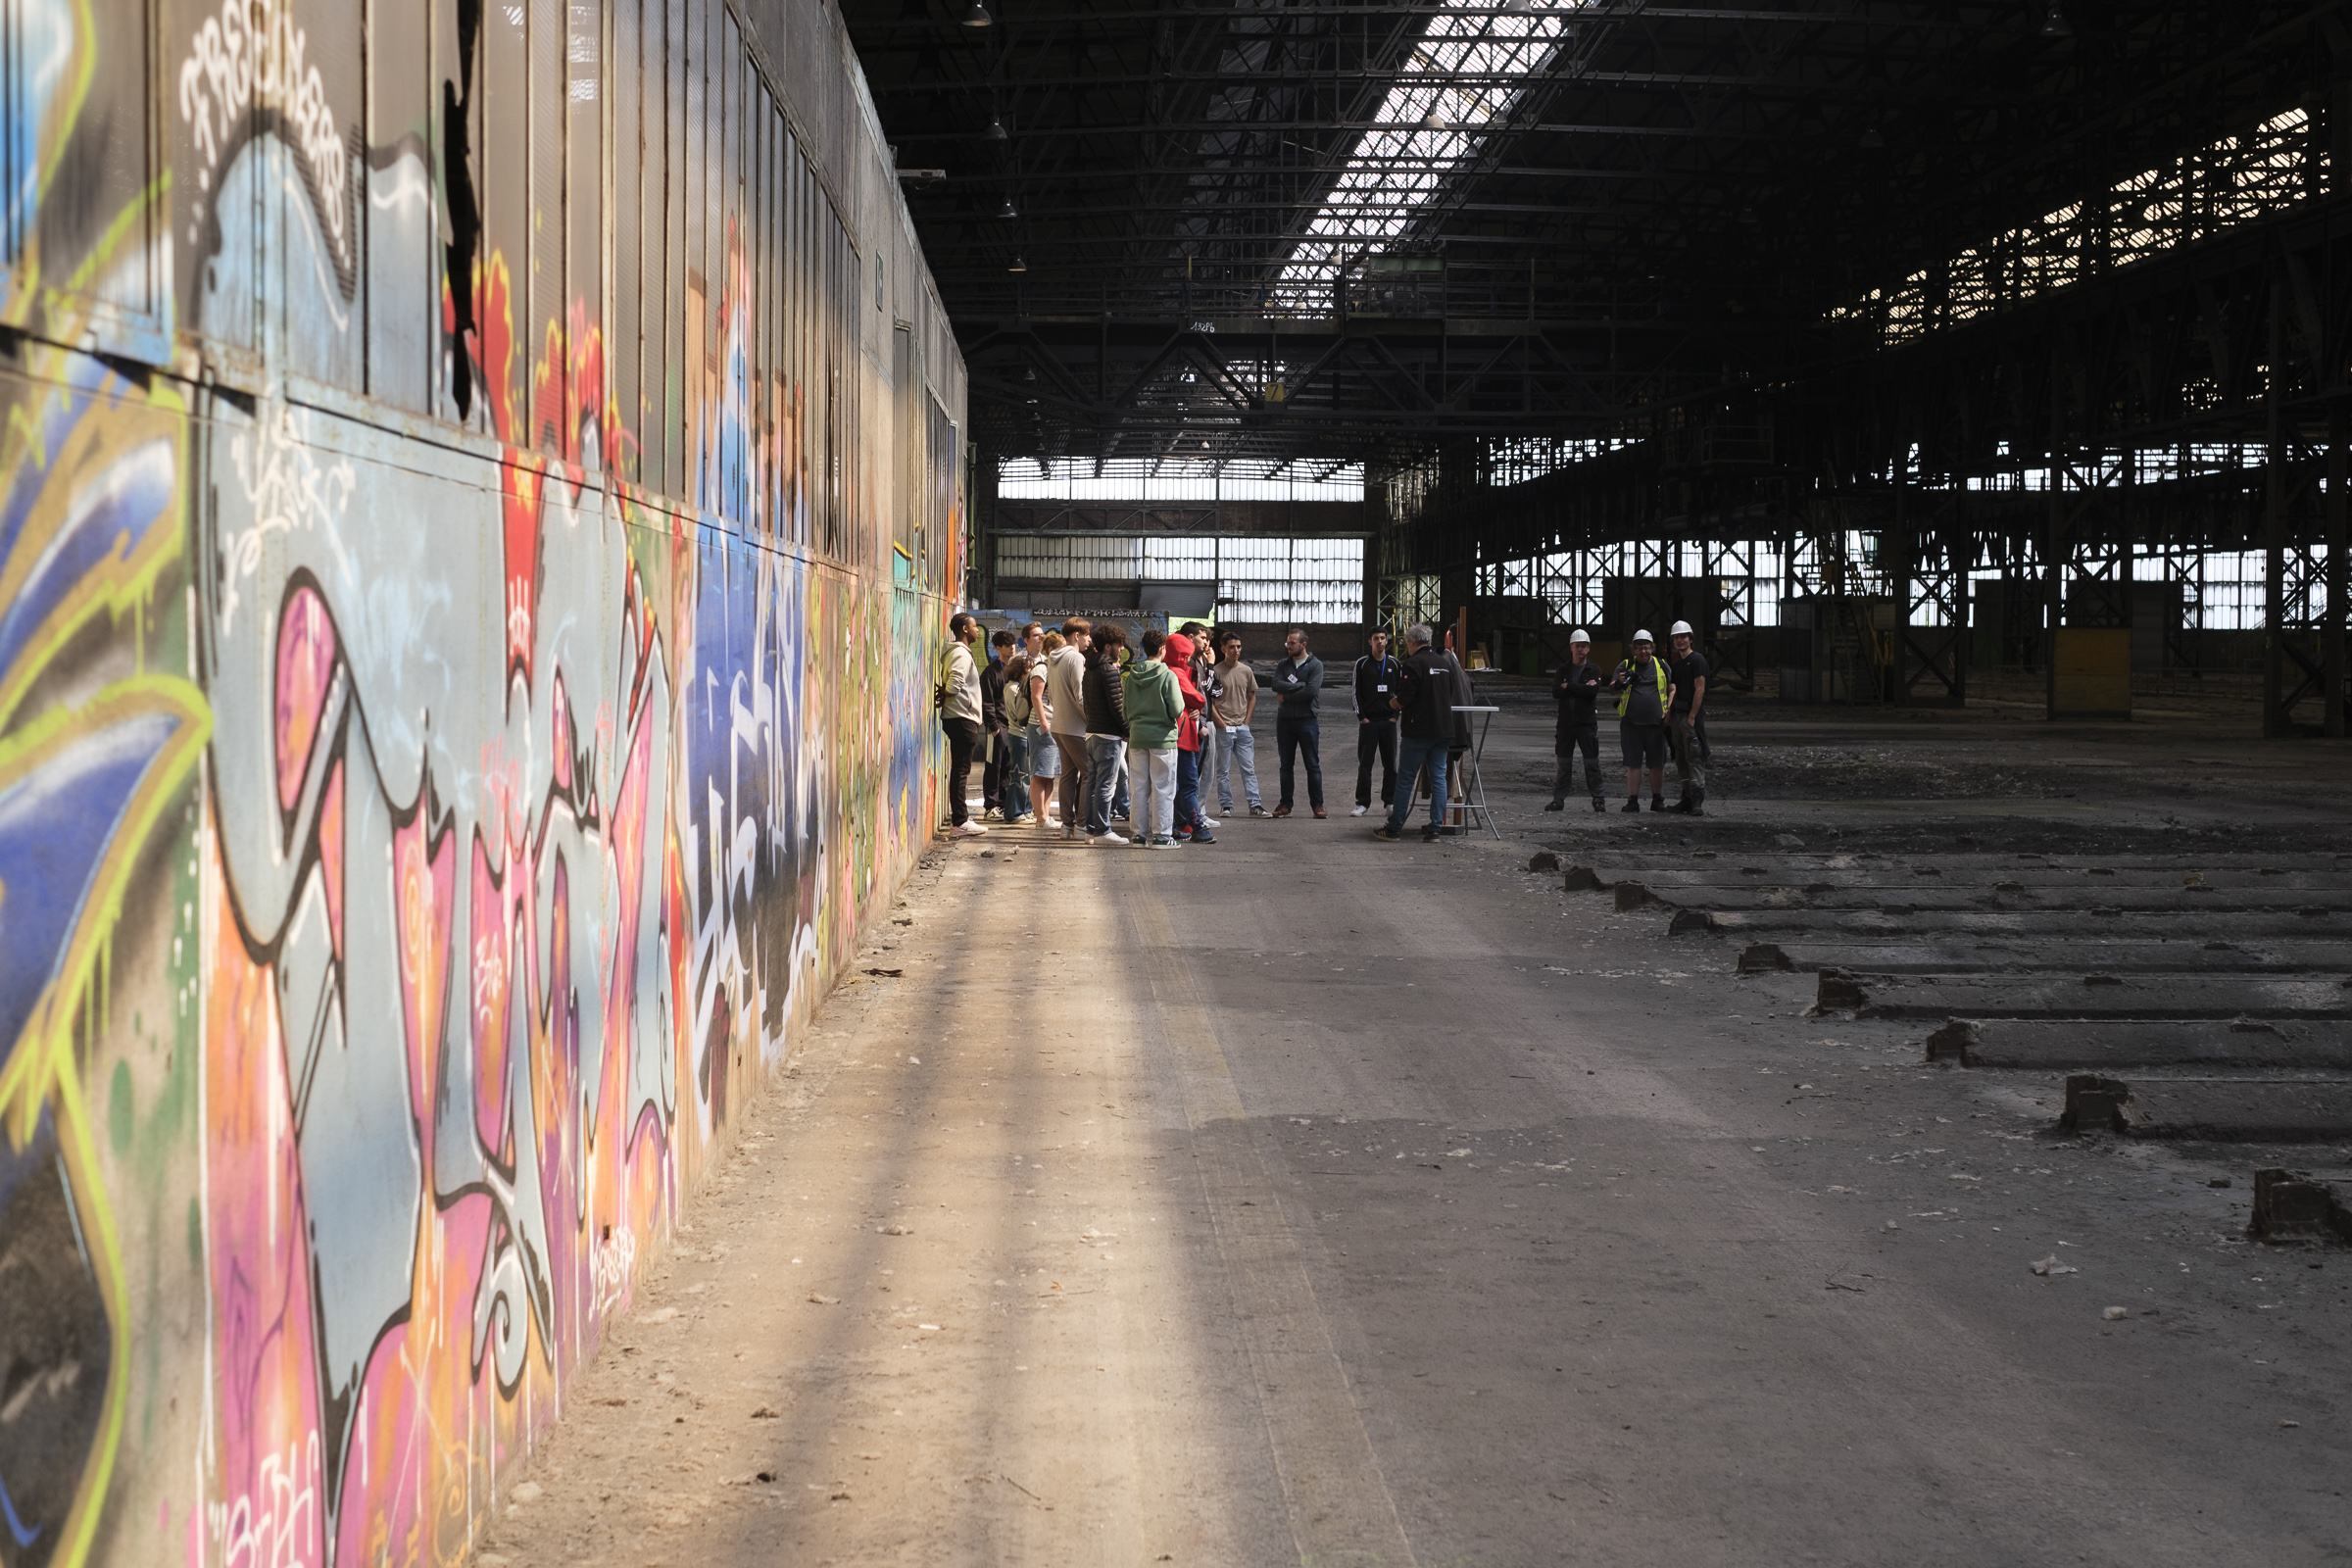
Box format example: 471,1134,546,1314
2329,400,2348,737
2265,288,2288,739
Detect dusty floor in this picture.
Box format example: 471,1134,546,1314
471,691,2352,1568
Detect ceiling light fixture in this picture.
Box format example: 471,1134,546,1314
1008,255,1027,272
1860,126,1886,149
997,195,1018,219
961,0,992,26
2039,4,2072,35
985,116,1008,141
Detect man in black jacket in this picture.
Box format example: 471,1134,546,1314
1371,624,1452,843
1269,628,1326,817
1081,624,1131,843
1544,629,1607,814
1350,627,1401,816
979,629,1028,821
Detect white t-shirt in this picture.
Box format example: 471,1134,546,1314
1045,646,1088,736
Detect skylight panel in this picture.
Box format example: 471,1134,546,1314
1272,0,1587,312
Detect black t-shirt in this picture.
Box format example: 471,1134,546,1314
1669,650,1709,714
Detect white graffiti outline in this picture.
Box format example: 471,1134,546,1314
178,0,356,277
219,405,357,637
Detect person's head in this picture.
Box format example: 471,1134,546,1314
1062,615,1092,653
990,629,1016,661
1140,627,1168,660
1569,629,1592,665
1091,622,1128,662
1022,621,1045,652
949,612,978,645
1217,632,1242,662
1041,629,1066,655
1631,629,1655,662
1164,631,1195,666
1404,623,1433,651
1284,627,1308,660
1180,621,1208,644
1004,652,1031,685
1670,619,1694,656
1366,628,1389,658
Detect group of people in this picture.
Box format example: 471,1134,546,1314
1546,621,1709,815
935,611,1714,845
933,615,1336,846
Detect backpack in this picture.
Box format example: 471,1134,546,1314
1005,675,1032,727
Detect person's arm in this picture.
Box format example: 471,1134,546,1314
1298,657,1324,707
1688,669,1707,722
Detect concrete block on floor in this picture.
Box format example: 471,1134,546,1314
1926,1018,2352,1071
2062,1076,2352,1141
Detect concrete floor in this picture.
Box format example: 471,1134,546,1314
472,695,2352,1568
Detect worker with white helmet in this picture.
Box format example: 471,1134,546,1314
1544,628,1608,813
1666,618,1709,814
1609,628,1675,812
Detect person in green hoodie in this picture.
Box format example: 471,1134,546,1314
1122,627,1184,849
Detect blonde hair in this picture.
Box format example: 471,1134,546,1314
1041,630,1066,653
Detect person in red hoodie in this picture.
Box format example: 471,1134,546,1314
1164,632,1217,845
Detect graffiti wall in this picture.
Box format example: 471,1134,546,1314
0,0,962,1563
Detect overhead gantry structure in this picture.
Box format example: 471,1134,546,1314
846,0,2350,731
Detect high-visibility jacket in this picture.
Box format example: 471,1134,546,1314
1615,657,1669,722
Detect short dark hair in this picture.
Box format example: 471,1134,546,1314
990,628,1016,648
1092,622,1129,651
1179,620,1208,636
1140,628,1167,658
1218,632,1241,650
1021,621,1044,640
949,612,975,636
1287,626,1309,644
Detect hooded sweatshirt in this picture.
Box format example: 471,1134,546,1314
1121,655,1183,749
1165,633,1207,752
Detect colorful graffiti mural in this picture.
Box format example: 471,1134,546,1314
0,0,959,1562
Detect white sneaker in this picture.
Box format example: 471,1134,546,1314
1350,805,1368,816
951,821,988,837
1200,815,1220,828
1093,830,1128,846
984,807,1004,821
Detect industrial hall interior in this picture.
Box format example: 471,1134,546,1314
6,1,2352,1567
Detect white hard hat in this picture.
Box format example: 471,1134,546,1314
1569,628,1592,644
1632,628,1654,643
1670,619,1694,637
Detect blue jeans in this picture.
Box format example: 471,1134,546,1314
1275,713,1322,809
1085,734,1124,836
1387,734,1448,834
1216,723,1259,809
1002,731,1031,818
1174,748,1201,835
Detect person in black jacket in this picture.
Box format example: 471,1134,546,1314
1081,624,1131,842
1371,624,1453,843
1544,629,1607,814
1350,628,1401,815
979,629,1028,821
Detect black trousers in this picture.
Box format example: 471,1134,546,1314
942,716,981,826
981,722,1010,810
1551,725,1602,801
1355,718,1397,806
1276,714,1323,808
